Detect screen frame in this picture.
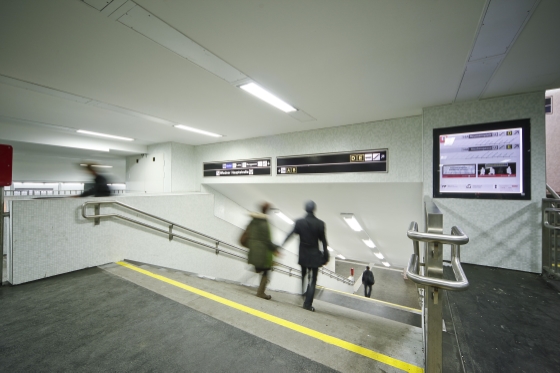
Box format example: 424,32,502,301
432,119,531,200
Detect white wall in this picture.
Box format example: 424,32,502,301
12,152,125,183
546,88,560,192
194,115,423,188
8,194,353,293
422,91,545,273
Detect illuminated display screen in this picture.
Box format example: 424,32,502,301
433,119,530,200
277,149,387,175
203,158,271,177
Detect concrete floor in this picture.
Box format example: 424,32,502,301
104,262,425,372
0,267,338,373
446,264,560,372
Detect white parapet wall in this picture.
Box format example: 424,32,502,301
8,193,353,294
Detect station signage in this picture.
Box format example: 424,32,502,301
277,149,388,175
203,158,272,177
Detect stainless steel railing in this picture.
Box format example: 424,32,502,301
542,198,560,278
405,197,470,373
81,200,353,285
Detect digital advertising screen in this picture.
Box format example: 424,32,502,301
433,119,530,200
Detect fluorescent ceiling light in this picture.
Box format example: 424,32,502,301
336,254,346,260
274,210,294,225
327,246,334,252
341,214,362,232
174,125,223,138
77,130,134,142
67,145,110,152
239,83,297,113
382,261,390,267
80,164,113,168
362,239,376,248
374,252,384,260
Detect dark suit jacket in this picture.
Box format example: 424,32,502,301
284,213,329,268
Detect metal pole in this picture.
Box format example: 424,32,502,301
0,186,4,286
425,199,443,373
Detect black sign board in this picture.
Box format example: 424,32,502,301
203,158,271,177
277,149,387,175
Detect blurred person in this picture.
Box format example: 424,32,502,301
362,266,375,298
79,164,111,197
282,200,329,312
241,202,279,300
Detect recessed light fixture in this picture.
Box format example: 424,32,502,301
327,246,334,252
382,261,390,267
336,254,346,260
77,130,134,142
374,252,384,260
239,83,297,113
174,124,223,138
341,214,363,232
362,239,376,248
274,210,294,225
80,164,113,168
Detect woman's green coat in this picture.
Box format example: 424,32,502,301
246,212,277,270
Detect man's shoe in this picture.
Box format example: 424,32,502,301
303,305,315,312
257,293,272,300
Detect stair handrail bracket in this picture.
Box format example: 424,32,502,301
406,223,470,291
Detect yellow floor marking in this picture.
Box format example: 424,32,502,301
316,285,422,314
117,261,424,373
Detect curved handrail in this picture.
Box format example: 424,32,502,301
543,207,560,231
81,200,354,285
547,184,560,200
406,221,469,291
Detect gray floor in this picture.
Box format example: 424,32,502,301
0,267,338,373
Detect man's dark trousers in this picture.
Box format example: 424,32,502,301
364,284,372,298
302,266,319,309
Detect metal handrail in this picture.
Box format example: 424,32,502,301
81,200,353,285
406,222,469,291
543,208,560,231
547,184,560,200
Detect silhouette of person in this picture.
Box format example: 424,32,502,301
283,200,329,312
362,266,375,298
79,164,111,197
243,202,279,300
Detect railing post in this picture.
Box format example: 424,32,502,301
169,224,174,241
94,204,100,226
425,198,444,373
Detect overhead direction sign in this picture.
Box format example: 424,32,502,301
277,149,387,175
203,158,272,177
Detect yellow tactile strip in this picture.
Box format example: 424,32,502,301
116,261,424,373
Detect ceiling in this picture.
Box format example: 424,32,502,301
1,0,559,265
0,0,558,156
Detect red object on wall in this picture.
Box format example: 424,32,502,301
0,144,13,187
351,267,354,276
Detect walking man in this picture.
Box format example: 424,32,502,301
362,266,375,298
283,200,329,312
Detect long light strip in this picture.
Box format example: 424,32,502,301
336,254,346,260
239,83,297,113
326,246,334,252
274,210,294,225
362,239,376,248
174,125,223,138
374,252,384,260
382,261,390,267
342,215,363,232
80,164,113,168
77,130,134,141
